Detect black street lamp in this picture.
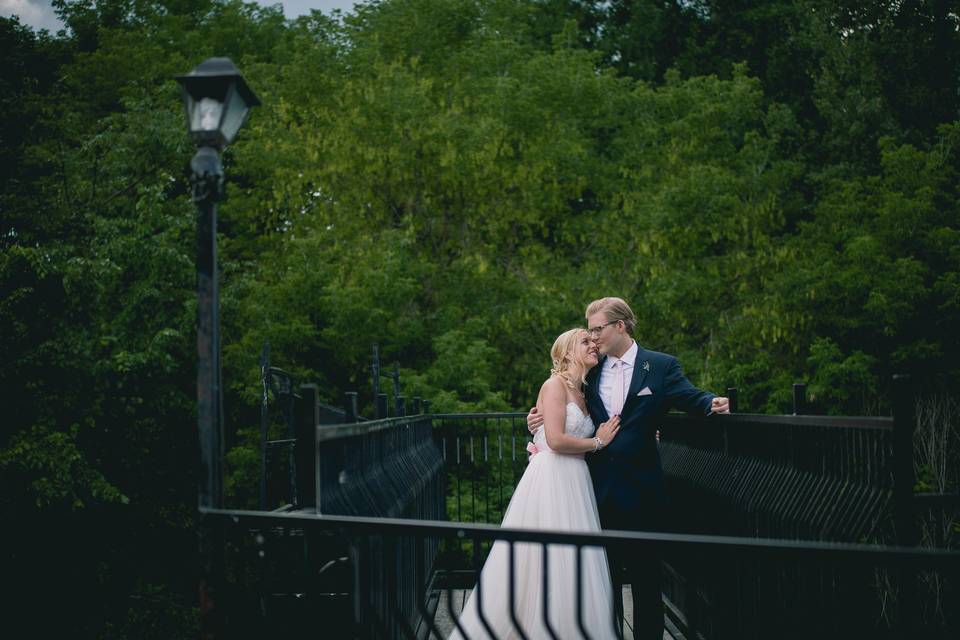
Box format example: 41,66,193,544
176,58,260,511
176,57,260,149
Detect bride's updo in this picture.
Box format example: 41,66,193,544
550,328,590,392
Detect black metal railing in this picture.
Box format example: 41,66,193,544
239,403,446,638
257,341,433,510
314,414,445,520
429,405,960,638
239,368,958,638
658,412,897,541
202,508,960,639
432,413,529,527
309,414,445,638
257,343,369,510
258,343,300,510
432,411,905,539
431,411,905,539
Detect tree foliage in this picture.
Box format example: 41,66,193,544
2,0,959,634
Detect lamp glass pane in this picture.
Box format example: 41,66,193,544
219,88,250,144
190,97,224,132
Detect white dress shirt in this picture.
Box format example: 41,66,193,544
599,341,638,417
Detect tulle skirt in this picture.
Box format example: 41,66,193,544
448,451,618,639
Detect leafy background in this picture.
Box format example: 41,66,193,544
2,0,958,636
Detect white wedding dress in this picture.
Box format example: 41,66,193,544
448,403,618,639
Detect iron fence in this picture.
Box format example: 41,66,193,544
201,508,960,639
432,412,902,539
430,408,959,638
657,413,897,541
243,388,958,638
432,413,529,527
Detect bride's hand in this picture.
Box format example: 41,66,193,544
595,415,621,447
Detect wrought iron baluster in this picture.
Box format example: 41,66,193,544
470,433,476,524
447,546,470,640
575,544,589,639
498,430,505,519
472,536,496,638
541,543,560,640
508,541,530,640
259,343,270,511
483,434,490,524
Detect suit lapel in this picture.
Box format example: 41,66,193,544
586,357,609,423
622,346,650,415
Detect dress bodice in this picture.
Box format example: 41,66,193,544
533,402,595,452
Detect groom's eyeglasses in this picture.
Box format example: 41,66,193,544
587,320,619,337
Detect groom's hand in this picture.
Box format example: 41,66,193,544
526,406,543,434
710,397,731,414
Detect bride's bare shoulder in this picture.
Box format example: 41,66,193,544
539,375,564,391
538,376,566,401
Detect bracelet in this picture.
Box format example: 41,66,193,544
594,436,604,452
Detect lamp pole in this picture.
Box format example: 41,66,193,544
193,145,224,510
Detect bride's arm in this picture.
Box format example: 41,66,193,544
539,378,620,454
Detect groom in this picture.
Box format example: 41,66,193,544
528,296,729,640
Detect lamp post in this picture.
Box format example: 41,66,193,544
178,58,259,637
176,57,259,512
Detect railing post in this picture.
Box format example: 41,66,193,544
722,388,737,457
411,396,421,415
892,373,918,632
271,368,300,509
258,343,270,511
392,362,401,400
371,343,381,400
296,383,319,511
344,391,359,423
726,387,738,413
396,395,406,417
423,400,432,415
892,374,917,545
376,393,388,420
792,383,806,415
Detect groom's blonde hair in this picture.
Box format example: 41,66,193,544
585,297,636,334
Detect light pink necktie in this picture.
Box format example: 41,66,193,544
611,359,624,415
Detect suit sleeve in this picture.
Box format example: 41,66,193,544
663,356,715,416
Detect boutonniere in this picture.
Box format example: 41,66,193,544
642,360,651,372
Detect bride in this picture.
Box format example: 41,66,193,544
449,329,622,639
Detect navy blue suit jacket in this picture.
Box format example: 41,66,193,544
585,346,714,530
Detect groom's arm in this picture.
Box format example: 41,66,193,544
663,357,727,415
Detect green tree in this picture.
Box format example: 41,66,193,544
3,0,960,635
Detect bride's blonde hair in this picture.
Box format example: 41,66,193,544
550,328,590,392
